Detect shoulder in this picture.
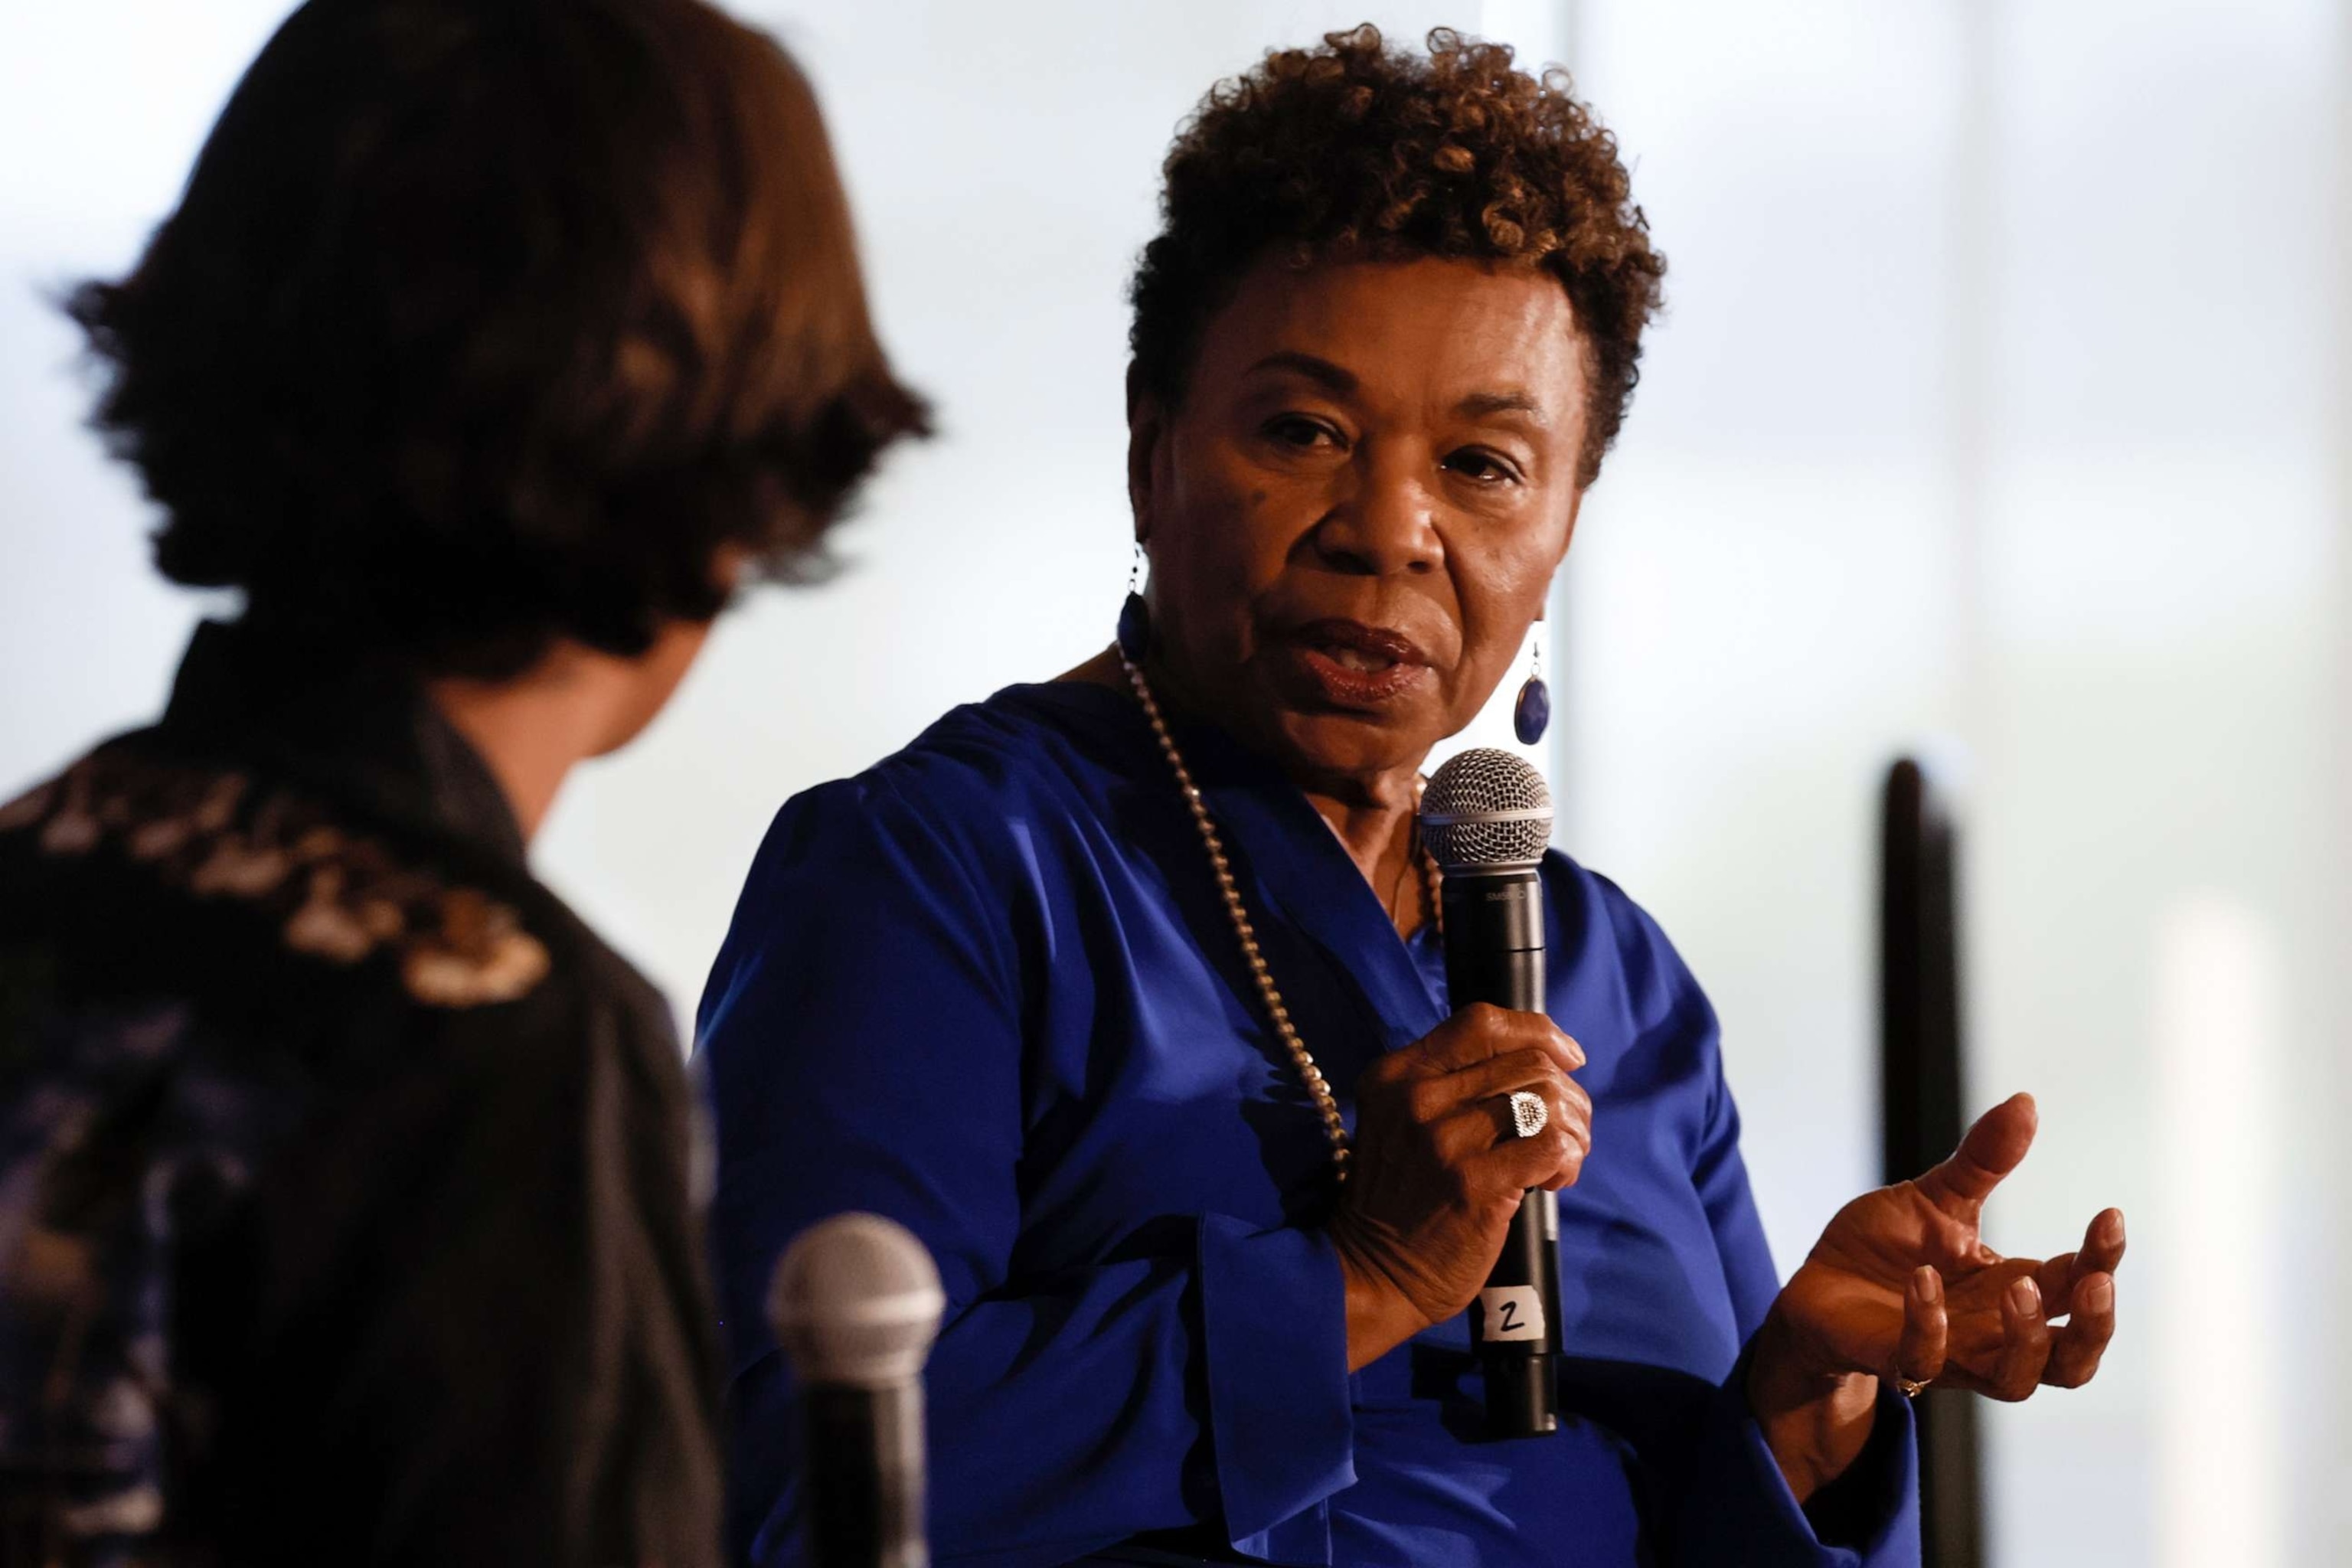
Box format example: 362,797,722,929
709,686,1142,1019
0,753,690,1560
1540,849,1715,1041
871,681,1138,824
0,739,606,1027
0,740,688,1331
748,683,1137,894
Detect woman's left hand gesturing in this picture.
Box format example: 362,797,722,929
1748,1092,2125,1502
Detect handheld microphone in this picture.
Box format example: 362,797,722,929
1419,748,1562,1439
769,1213,946,1568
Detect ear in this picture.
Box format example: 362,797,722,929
1125,361,1165,546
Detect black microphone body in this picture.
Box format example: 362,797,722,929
1440,866,1563,1438
799,1381,926,1568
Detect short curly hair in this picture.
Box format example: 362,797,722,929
1131,24,1664,487
70,0,926,680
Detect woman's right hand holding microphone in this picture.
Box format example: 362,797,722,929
1328,1003,1592,1371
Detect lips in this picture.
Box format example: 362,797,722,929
1279,619,1432,707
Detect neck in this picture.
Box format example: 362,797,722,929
1302,775,1431,939
1068,643,1434,936
426,652,618,843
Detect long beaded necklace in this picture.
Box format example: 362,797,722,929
1119,652,1442,1181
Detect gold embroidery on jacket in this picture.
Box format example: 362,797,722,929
2,752,549,1009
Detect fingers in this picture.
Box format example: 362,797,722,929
1394,1011,1591,1197
1527,1076,1593,1191
1354,1007,1594,1229
1405,1047,1576,1124
2079,1207,2127,1274
1404,1004,1584,1079
2030,1251,2079,1307
1893,1266,1948,1386
1915,1092,2038,1214
2031,1208,2127,1313
1477,1123,1589,1194
1493,1073,1592,1174
1905,1207,2121,1401
1431,1076,1593,1196
2042,1272,2118,1389
1984,1275,2053,1400
1407,1049,1591,1170
1456,1086,1592,1187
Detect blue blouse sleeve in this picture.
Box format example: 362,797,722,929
695,769,1354,1567
1608,898,1921,1566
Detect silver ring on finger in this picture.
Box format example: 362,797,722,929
1505,1089,1549,1141
1895,1376,1930,1399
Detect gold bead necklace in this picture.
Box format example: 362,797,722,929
1119,652,1442,1181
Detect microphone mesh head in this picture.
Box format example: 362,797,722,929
1420,749,1553,870
769,1213,946,1387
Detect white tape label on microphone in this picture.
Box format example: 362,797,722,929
1478,1285,1546,1342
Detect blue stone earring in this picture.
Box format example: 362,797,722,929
1117,544,1152,662
1513,626,1550,745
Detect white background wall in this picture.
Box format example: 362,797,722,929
2,4,2345,1563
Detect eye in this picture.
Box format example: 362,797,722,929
1443,447,1524,485
1263,414,1344,451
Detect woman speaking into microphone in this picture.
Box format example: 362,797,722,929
698,27,2124,1566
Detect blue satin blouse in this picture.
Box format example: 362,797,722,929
696,681,1918,1566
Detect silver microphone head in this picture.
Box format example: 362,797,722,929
1420,748,1553,871
769,1213,946,1389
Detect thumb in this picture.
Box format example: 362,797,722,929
1916,1092,2037,1212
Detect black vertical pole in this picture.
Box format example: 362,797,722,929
1880,758,1985,1568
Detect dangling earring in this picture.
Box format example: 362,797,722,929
1514,622,1550,745
1117,543,1152,662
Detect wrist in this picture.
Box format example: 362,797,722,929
1330,1227,1431,1372
1748,1307,1880,1504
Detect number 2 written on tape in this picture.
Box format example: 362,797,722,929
1476,1285,1546,1342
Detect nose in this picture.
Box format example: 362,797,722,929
1310,442,1442,577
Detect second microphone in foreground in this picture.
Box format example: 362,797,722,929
772,1214,945,1568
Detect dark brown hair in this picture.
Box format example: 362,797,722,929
70,0,926,678
1131,24,1664,486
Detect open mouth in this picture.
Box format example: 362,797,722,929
1321,644,1401,673
1282,619,1430,707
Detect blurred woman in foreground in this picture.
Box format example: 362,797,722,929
0,2,921,1562
700,24,2124,1568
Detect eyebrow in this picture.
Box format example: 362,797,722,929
1245,351,1357,394
1246,351,1549,427
1455,390,1548,425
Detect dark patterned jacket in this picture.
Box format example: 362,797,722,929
0,622,722,1566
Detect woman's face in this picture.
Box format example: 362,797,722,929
1130,255,1589,795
